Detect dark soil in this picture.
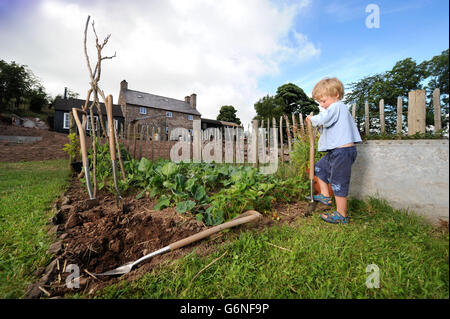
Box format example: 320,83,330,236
26,177,325,299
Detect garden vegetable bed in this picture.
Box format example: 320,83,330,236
27,177,317,298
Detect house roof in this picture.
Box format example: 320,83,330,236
53,97,124,118
201,118,243,128
123,89,202,116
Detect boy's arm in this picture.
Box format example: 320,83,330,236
309,104,340,128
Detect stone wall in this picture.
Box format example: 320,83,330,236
348,139,449,225
123,104,200,132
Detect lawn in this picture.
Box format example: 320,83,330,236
94,197,448,299
0,159,70,298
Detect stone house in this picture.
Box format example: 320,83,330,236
118,80,202,140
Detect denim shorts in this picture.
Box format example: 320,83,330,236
314,146,357,197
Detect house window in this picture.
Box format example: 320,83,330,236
140,107,147,114
63,112,70,129
166,111,172,118
188,115,193,120
86,115,98,131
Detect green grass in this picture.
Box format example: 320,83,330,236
0,159,448,299
93,197,448,299
0,159,70,298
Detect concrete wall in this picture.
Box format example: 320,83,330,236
349,139,449,225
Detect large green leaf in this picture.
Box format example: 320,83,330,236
161,162,178,177
194,186,206,202
176,200,196,213
138,157,152,173
154,198,171,210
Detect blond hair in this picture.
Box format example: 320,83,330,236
312,77,344,101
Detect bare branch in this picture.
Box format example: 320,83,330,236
101,52,117,60
83,16,95,84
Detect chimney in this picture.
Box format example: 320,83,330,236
184,96,190,104
64,87,68,99
120,79,128,91
190,93,196,109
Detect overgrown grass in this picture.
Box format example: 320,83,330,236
0,160,70,298
93,197,448,299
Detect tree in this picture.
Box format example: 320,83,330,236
29,86,49,113
275,83,319,115
344,51,448,134
216,105,241,125
253,95,284,122
0,60,49,113
253,83,319,124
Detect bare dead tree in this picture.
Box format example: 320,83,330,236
82,15,124,196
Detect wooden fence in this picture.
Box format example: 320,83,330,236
73,88,445,168
353,88,444,136
87,115,311,166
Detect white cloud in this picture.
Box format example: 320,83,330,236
0,0,319,128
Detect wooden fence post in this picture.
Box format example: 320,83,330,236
379,99,385,134
352,104,356,120
433,88,441,132
365,101,369,136
397,97,403,134
133,123,137,159
299,113,305,136
193,120,201,163
292,113,298,139
408,90,426,135
158,127,161,159
279,116,284,164
139,125,143,159
283,114,292,157
151,126,155,161
126,123,131,152
251,120,258,168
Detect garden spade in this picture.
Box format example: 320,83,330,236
305,112,317,216
95,210,262,276
105,95,123,210
72,108,98,207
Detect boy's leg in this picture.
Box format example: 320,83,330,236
334,196,347,217
316,177,330,197
324,147,357,219
313,153,333,205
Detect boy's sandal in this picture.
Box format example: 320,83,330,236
320,211,349,224
312,193,332,206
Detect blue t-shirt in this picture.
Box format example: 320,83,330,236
310,100,362,152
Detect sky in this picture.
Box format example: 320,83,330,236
0,0,448,128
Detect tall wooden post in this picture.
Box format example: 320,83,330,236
151,126,155,161
299,113,305,136
397,97,403,134
408,90,426,135
379,99,385,134
292,113,298,139
433,88,441,132
133,123,137,159
365,101,369,136
352,104,356,120
279,116,284,164
251,120,258,168
283,114,292,156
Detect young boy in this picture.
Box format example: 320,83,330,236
306,77,362,224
